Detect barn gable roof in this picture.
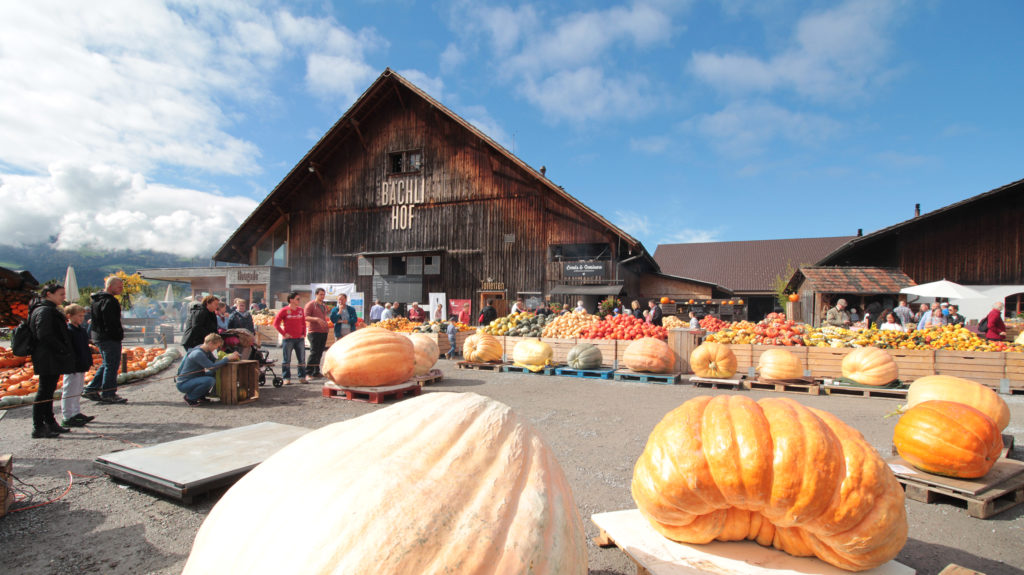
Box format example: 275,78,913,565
213,68,650,266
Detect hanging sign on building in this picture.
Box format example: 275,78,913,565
227,267,271,285
563,262,605,278
380,173,427,231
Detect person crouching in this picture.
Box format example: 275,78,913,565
175,333,239,406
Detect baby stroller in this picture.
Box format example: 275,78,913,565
221,328,283,388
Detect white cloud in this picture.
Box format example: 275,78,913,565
457,106,512,150
0,163,257,257
690,0,902,100
440,43,465,74
398,69,444,101
521,68,652,123
661,228,720,244
613,210,651,238
690,100,840,157
630,136,672,154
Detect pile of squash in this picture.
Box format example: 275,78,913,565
541,311,601,338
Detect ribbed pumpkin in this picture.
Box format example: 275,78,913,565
463,332,503,363
322,327,414,387
566,343,602,370
405,333,440,376
512,339,553,372
632,395,907,572
623,337,675,373
689,342,737,379
757,349,803,380
183,393,588,574
841,347,897,386
906,375,1010,431
894,400,1002,479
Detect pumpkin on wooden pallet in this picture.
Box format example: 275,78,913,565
322,327,414,387
841,347,898,386
512,339,552,372
906,375,1009,431
463,333,503,363
894,400,1002,479
757,349,803,380
623,337,675,373
689,342,737,379
183,392,588,575
405,333,440,376
566,343,602,370
632,395,907,572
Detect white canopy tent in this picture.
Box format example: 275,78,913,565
899,279,986,300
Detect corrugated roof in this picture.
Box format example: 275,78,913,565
653,236,855,293
790,266,916,294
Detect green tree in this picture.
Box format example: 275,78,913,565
773,262,799,311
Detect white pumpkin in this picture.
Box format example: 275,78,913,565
405,333,440,376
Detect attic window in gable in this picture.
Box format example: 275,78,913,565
388,149,422,175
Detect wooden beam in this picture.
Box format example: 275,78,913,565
350,119,368,152
392,83,406,109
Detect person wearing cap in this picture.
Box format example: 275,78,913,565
825,299,851,328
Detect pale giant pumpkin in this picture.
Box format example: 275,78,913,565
906,375,1010,431
623,337,675,373
405,333,440,376
894,400,1002,479
566,343,602,370
513,339,553,372
841,347,898,386
757,349,803,380
183,393,588,574
632,395,907,572
689,342,737,379
322,327,414,387
463,332,504,363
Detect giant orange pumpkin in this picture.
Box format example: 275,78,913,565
757,349,803,380
906,375,1010,431
322,327,414,387
623,337,675,373
840,347,898,386
405,333,440,376
183,392,588,574
894,400,1002,479
632,395,907,572
463,333,503,363
689,342,737,378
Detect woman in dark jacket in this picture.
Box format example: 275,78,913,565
29,284,76,438
182,295,220,350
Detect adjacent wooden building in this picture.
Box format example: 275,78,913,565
150,69,725,318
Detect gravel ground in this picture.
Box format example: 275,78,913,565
1,344,1023,575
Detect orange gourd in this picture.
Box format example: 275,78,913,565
463,333,503,363
633,395,907,571
660,296,670,304
894,400,1002,478
906,375,1009,431
322,327,415,387
689,342,737,378
787,293,800,302
841,347,897,386
405,333,440,376
183,392,588,574
757,349,803,380
623,337,675,373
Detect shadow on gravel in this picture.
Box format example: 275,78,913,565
901,538,1024,575
432,378,486,387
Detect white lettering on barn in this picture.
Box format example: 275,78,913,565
380,174,426,231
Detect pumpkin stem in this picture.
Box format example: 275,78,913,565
883,404,906,419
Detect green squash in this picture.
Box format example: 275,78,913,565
567,343,603,370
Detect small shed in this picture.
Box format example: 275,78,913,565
785,266,916,326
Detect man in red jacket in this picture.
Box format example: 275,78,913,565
304,288,330,379
985,301,1007,341
273,292,310,385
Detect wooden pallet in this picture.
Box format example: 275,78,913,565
744,377,820,395
613,370,681,385
500,364,553,375
321,381,422,404
455,361,505,371
552,366,616,379
413,368,443,385
822,382,908,400
691,376,744,390
887,456,1024,519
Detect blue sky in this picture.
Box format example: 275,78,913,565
1,0,1022,257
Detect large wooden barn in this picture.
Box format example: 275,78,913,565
146,69,726,318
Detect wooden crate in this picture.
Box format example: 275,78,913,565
667,329,703,373
750,345,808,374
0,454,12,518
888,349,936,382
575,338,617,367
256,325,279,347
806,347,853,379
723,344,753,374
218,360,259,406
935,350,1006,389
503,336,527,362
541,337,576,364
1003,354,1024,390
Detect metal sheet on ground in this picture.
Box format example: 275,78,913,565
94,422,310,503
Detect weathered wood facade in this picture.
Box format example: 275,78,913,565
819,178,1024,285
213,69,716,316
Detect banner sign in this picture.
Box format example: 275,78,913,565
563,262,605,278
428,292,446,322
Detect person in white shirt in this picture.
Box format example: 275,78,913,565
573,300,586,313
688,311,699,329
380,303,395,321
510,297,525,314
879,312,905,332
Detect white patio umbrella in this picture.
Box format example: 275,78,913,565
900,279,985,300
63,265,79,302
163,284,175,302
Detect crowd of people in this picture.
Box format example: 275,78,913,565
823,298,1008,340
